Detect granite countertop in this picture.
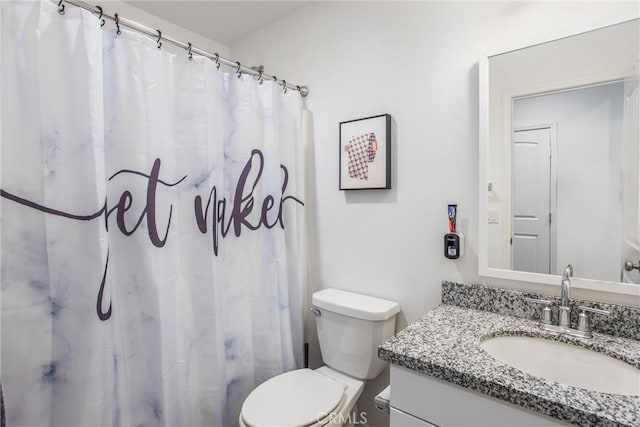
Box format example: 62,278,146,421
379,304,640,426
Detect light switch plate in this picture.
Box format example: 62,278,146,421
488,208,499,224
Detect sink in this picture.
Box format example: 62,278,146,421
480,335,640,396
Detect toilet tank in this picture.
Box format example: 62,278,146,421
312,289,400,380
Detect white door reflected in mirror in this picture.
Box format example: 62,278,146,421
511,126,554,275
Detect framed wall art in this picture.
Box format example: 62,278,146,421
339,114,391,190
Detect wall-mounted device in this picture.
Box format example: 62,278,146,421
444,233,464,259
445,204,464,260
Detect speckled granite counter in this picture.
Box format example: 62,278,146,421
379,305,640,426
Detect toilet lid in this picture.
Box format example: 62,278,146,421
241,369,346,427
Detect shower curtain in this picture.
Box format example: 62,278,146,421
0,1,306,426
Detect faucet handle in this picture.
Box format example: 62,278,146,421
577,305,610,335
578,305,610,316
525,298,552,325
525,297,551,305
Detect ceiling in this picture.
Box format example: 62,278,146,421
124,1,310,46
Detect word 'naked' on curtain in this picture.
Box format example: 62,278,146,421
0,1,306,426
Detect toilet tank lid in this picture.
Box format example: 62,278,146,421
312,289,400,321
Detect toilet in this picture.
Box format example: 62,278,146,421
239,288,400,427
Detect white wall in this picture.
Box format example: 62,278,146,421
513,83,625,282
85,0,229,57
231,2,639,426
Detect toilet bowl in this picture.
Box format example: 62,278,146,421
239,289,400,427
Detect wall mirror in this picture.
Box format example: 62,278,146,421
479,19,640,295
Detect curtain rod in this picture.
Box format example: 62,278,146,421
54,0,309,97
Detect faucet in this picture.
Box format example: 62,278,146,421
559,264,573,327
526,264,610,338
561,264,573,306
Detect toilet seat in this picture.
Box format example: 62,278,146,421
240,368,347,427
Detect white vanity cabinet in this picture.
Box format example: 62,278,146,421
389,365,567,426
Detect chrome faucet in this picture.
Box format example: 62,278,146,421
526,265,610,338
561,265,573,305
559,264,573,327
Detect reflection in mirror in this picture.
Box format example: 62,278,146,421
510,82,624,280
484,19,639,286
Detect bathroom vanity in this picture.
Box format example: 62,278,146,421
389,364,564,426
378,282,640,426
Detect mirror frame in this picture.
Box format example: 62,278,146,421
478,23,640,299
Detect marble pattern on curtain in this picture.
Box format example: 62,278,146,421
0,1,305,426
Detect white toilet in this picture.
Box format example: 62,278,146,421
239,288,400,427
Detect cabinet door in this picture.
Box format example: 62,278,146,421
390,407,437,427
391,366,566,426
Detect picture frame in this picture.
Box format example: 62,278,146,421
339,114,391,190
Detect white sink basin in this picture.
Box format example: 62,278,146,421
480,335,640,396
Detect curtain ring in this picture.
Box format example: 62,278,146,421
235,62,242,79
114,13,121,35
96,6,105,27
282,80,288,94
214,53,221,70
187,42,193,61
57,0,65,15
257,70,264,85
156,30,162,49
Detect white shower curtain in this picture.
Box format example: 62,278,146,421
0,1,305,426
